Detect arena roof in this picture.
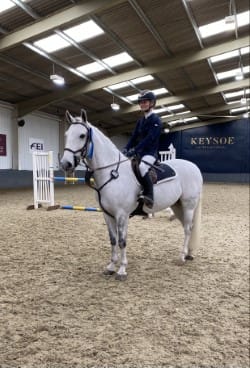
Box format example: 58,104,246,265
0,0,249,134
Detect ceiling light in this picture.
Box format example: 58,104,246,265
240,97,247,104
111,103,120,111
50,74,65,86
235,70,244,80
199,10,250,38
224,15,235,30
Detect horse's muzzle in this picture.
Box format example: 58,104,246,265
60,159,74,174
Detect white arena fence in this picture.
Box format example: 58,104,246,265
29,144,176,210
159,143,176,162
31,150,55,209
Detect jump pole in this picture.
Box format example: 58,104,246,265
54,176,86,183
61,205,102,212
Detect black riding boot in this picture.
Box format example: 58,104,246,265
140,172,154,208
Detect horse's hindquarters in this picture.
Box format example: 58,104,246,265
153,176,182,212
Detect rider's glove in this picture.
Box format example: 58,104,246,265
126,148,136,157
122,148,128,156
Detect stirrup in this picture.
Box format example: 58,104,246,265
141,195,154,209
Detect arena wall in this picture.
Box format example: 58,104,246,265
0,100,249,188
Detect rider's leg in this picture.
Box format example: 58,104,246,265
139,155,155,209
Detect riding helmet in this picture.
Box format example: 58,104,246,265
138,90,156,106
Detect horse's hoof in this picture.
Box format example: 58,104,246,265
115,273,127,281
185,255,194,261
103,269,116,276
176,259,186,266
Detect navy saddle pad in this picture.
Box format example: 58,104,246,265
153,162,176,183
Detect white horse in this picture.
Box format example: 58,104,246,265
61,109,203,281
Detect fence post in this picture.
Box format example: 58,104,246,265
27,151,59,210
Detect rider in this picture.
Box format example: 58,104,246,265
123,90,162,209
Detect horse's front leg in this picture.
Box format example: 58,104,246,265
116,216,129,281
103,216,119,275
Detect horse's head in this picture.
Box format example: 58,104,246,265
60,109,92,174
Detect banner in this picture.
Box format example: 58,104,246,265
159,119,249,173
0,134,6,156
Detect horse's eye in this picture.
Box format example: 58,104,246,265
80,134,85,139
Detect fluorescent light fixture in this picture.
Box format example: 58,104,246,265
103,52,133,68
0,0,28,13
0,0,15,13
176,110,191,115
107,75,154,91
167,116,198,126
224,89,250,99
154,107,170,114
111,103,120,111
24,42,49,57
108,82,130,90
161,114,174,119
184,117,199,123
77,52,133,76
224,15,235,30
240,97,247,104
77,62,105,75
34,34,70,53
216,66,250,80
235,71,244,80
50,74,65,86
153,87,169,96
33,20,104,53
130,75,154,84
168,103,185,111
167,120,181,126
64,20,104,43
230,106,250,114
199,10,250,38
210,47,250,64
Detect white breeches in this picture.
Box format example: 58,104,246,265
139,155,156,177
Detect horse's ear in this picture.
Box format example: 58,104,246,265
65,110,74,123
81,109,87,123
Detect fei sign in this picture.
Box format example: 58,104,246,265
29,138,44,153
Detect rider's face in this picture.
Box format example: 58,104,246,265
139,99,152,112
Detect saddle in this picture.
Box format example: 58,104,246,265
131,158,176,185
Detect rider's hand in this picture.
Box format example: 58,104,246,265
126,148,136,157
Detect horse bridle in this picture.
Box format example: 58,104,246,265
63,122,92,166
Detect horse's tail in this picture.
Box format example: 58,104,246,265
188,192,202,256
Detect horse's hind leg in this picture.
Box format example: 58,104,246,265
103,216,119,275
176,198,198,263
181,198,199,262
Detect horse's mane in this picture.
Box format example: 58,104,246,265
89,122,122,154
